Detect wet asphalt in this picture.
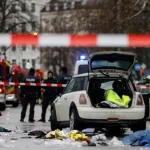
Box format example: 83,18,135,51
0,104,149,150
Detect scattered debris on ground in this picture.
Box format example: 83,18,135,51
1,126,150,148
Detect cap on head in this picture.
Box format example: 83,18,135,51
61,67,67,73
29,68,35,74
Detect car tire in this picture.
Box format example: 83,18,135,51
0,103,6,111
12,101,19,107
50,109,62,131
70,108,82,131
131,120,146,132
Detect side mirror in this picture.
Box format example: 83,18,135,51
59,93,62,97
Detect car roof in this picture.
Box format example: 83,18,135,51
75,60,88,65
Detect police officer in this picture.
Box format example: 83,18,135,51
57,67,72,94
20,68,40,122
38,71,57,122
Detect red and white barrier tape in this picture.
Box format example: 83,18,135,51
0,82,149,89
0,34,150,47
0,82,67,87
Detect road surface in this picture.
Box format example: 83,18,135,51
0,104,149,150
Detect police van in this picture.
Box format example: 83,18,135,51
74,60,88,75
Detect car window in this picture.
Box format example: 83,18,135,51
78,65,88,74
101,81,114,90
64,78,75,94
91,78,131,91
72,77,85,92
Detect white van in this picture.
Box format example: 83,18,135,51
74,60,88,75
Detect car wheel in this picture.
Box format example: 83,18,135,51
131,120,146,132
0,103,6,111
12,101,19,107
50,109,62,130
70,108,81,131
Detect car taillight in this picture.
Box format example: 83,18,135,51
137,94,143,106
79,94,87,104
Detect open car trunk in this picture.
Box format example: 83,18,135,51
88,77,133,108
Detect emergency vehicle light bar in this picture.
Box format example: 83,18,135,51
0,34,150,47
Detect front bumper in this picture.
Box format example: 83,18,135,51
0,94,5,103
6,94,17,102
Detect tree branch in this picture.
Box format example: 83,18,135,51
121,0,148,23
134,0,141,6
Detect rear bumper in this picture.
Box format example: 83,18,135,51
76,107,145,128
77,118,144,128
0,94,5,103
77,107,145,120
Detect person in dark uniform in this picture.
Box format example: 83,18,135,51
20,68,40,123
57,67,72,94
38,71,57,122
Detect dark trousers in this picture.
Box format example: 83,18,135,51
41,95,52,121
21,93,36,120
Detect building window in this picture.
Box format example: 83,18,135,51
71,2,75,9
22,59,26,68
22,3,26,12
21,23,26,32
54,3,59,11
31,22,36,31
12,46,16,51
46,4,50,11
32,59,35,68
12,59,16,65
22,46,26,51
31,3,35,12
63,3,67,10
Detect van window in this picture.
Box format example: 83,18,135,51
78,64,88,74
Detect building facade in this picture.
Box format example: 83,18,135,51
3,0,49,69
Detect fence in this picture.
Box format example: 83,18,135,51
0,82,66,87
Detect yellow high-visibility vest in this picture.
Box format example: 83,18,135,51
105,89,131,108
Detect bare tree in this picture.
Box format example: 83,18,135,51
40,0,150,75
0,0,38,59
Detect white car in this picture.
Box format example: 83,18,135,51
50,51,147,133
